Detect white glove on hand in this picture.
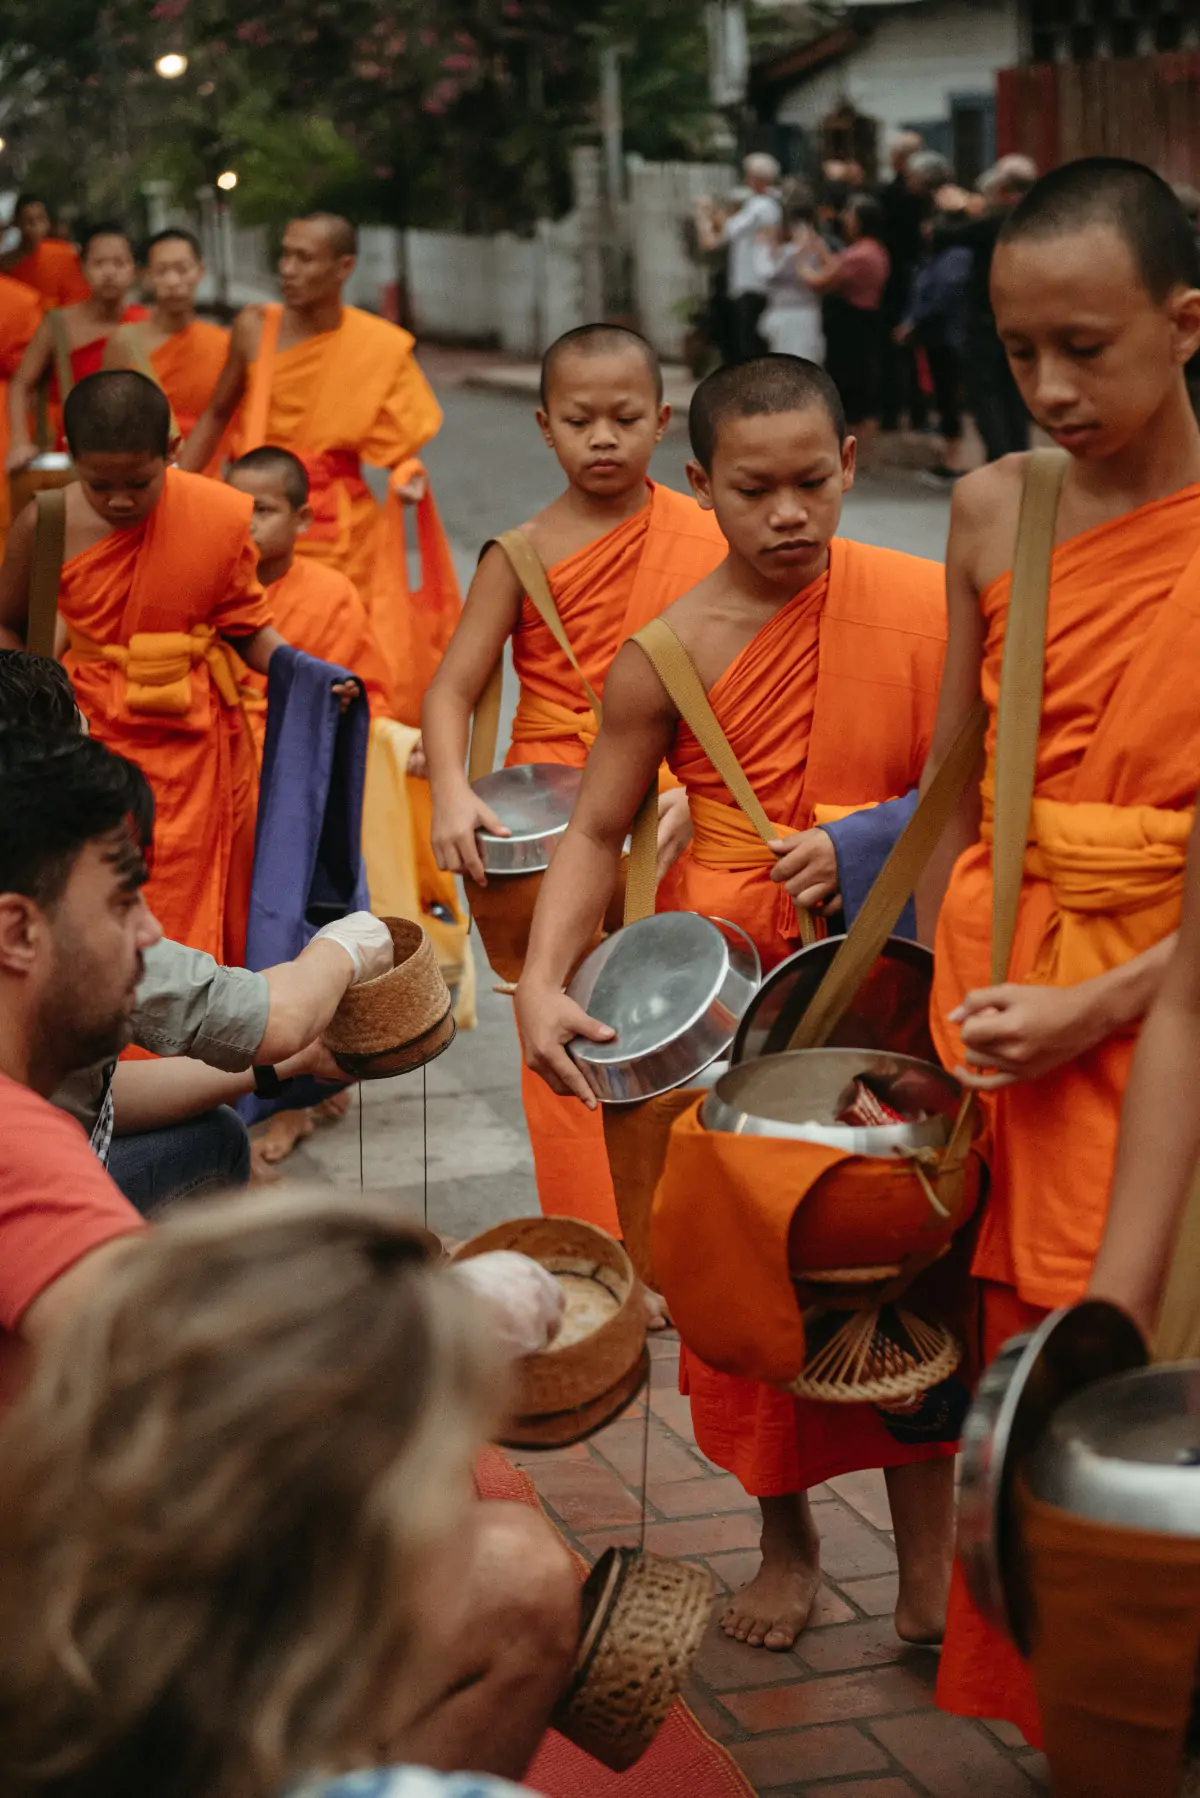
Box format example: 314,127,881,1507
311,913,395,985
453,1251,566,1358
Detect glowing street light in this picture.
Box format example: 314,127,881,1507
0,137,7,154
155,52,188,79
216,169,238,192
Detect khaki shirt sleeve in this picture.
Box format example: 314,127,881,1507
131,938,270,1071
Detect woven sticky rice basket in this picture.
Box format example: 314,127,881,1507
453,1217,646,1446
322,917,455,1078
553,1546,713,1771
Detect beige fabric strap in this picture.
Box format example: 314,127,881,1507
786,699,987,1051
116,323,181,439
629,615,816,942
48,309,73,407
991,446,1070,983
27,488,66,659
467,528,601,782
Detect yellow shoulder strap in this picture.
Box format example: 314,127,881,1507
47,309,73,406
27,488,67,659
115,322,181,439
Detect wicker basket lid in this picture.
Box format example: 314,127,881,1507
553,1546,713,1771
323,918,454,1079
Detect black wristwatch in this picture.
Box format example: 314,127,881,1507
253,1065,288,1099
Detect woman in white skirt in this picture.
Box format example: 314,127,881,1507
755,201,827,364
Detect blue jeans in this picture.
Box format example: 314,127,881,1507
107,1105,251,1217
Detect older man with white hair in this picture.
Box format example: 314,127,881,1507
698,151,783,362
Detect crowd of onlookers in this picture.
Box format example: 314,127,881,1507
694,133,1046,479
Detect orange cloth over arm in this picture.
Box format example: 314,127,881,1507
504,484,726,1236
60,470,270,961
663,537,949,1496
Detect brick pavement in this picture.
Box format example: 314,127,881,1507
513,1332,1049,1798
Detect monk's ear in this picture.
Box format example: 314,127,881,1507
297,502,313,536
686,458,714,509
840,434,858,492
1170,284,1200,367
655,402,671,442
536,407,555,451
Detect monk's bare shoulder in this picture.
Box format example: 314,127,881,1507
659,567,733,643
949,453,1029,594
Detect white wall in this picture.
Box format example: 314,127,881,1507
776,0,1018,138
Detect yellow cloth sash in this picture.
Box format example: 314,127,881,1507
689,792,793,868
69,623,248,718
980,774,1193,988
511,688,597,756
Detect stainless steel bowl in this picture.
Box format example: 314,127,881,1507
732,934,935,1065
23,451,73,472
472,764,581,875
700,1047,961,1154
1027,1365,1200,1537
957,1300,1148,1652
567,912,760,1105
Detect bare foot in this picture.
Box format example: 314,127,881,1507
886,1459,953,1645
313,1088,352,1123
642,1285,671,1331
720,1492,821,1650
251,1108,315,1181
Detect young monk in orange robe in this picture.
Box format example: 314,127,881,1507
1,195,89,307
518,356,952,1653
5,226,146,466
423,325,726,1236
0,372,359,965
103,228,237,477
178,213,455,724
915,158,1200,1747
0,274,44,550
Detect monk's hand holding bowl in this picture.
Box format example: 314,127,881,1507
769,827,840,912
430,789,510,885
656,786,693,881
515,978,614,1109
950,981,1113,1091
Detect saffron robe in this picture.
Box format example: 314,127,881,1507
664,537,949,1494
60,469,270,961
111,319,238,475
507,482,726,1234
238,302,455,724
4,240,89,308
0,275,43,548
45,303,148,451
260,558,392,719
934,482,1200,1740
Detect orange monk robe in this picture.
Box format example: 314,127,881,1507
508,481,727,1234
934,482,1200,1743
149,321,239,476
42,304,148,452
238,302,455,724
5,240,89,308
0,275,43,548
257,558,392,717
60,468,269,963
663,536,949,1495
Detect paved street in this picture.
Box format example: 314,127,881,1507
269,373,1050,1797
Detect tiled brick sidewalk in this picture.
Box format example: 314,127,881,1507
513,1333,1049,1798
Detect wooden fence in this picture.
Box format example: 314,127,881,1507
997,51,1200,185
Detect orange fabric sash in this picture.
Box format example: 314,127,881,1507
68,622,246,717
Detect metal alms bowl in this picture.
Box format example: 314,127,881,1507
1027,1364,1200,1537
566,912,760,1105
472,764,582,876
956,1300,1148,1654
732,934,936,1065
701,1047,962,1155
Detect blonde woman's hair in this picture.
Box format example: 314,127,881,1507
0,1186,505,1798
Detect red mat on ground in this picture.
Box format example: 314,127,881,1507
475,1445,753,1798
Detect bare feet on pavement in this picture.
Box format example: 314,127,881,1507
642,1285,671,1331
886,1458,954,1645
250,1108,315,1182
720,1491,821,1650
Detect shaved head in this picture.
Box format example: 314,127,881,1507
689,355,845,470
999,157,1200,301
540,323,662,408
228,445,310,509
64,371,170,458
297,212,357,260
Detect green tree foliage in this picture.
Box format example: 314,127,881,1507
0,0,747,232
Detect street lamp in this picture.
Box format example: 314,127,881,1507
216,169,238,192
155,51,188,79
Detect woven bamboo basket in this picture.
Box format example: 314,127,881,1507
553,1546,713,1771
322,917,455,1079
453,1217,646,1446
